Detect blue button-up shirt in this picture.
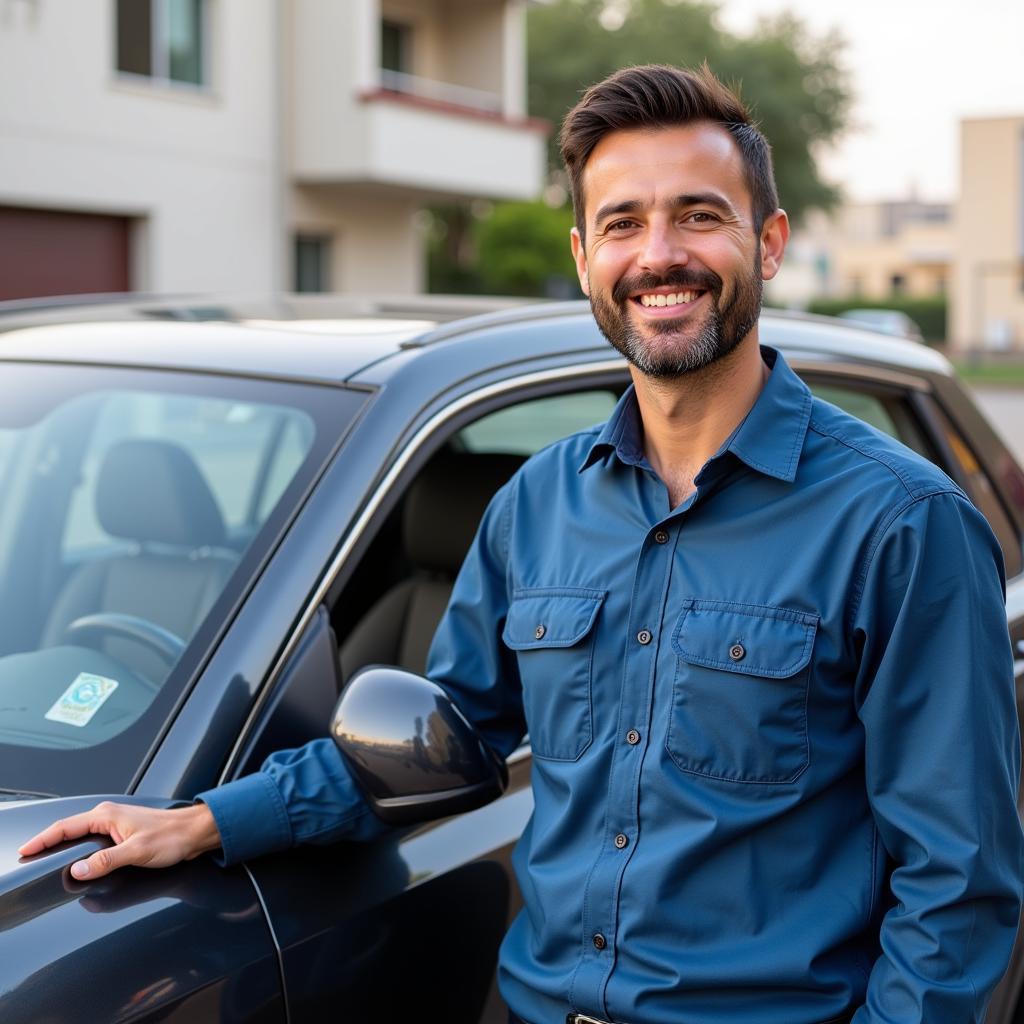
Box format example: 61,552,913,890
201,348,1023,1024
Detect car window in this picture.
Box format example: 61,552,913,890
457,390,620,456
0,363,363,797
64,393,315,555
925,400,1023,578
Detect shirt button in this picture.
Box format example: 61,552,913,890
592,933,607,950
654,529,669,544
626,729,641,745
534,625,546,640
637,629,652,645
614,833,629,849
729,643,746,662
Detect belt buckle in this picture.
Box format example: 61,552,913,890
567,1015,611,1024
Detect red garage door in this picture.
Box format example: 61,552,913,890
0,206,132,301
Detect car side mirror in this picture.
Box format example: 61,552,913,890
329,666,509,825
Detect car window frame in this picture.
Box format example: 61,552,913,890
221,359,630,784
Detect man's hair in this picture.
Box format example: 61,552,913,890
559,63,779,239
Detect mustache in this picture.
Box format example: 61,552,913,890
611,268,722,305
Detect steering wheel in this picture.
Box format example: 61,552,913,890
63,613,187,665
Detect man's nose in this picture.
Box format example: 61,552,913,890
637,223,688,274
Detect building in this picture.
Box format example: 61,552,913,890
951,116,1024,353
0,0,546,301
767,200,952,314
827,199,952,302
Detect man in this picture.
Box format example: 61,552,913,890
21,65,1023,1023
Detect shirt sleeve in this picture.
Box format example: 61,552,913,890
850,489,1024,1022
195,479,521,866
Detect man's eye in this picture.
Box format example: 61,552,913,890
606,219,638,231
685,212,718,225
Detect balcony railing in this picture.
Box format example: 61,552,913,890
378,68,502,115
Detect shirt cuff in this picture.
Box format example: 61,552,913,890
195,771,293,867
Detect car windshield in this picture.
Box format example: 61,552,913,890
0,363,363,796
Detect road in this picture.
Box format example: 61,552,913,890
973,389,1024,465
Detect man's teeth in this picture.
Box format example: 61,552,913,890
638,291,697,307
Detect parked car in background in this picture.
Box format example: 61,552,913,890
0,296,1022,1022
837,307,926,343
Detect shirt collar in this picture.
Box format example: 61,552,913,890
578,346,813,483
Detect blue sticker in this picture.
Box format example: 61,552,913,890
45,673,119,727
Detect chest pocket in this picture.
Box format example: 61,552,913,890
503,587,605,761
667,598,819,784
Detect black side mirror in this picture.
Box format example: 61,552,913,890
330,666,509,825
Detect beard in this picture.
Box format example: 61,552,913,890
589,256,763,379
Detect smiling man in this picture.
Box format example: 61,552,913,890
21,65,1024,1024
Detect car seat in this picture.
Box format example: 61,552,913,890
41,438,238,682
338,448,524,681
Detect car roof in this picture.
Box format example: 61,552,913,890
0,294,953,384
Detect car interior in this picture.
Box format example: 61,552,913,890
39,438,240,684
330,388,624,687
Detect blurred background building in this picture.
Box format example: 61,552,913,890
951,116,1024,355
1,0,1021,353
0,0,547,300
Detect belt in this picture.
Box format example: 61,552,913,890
564,1016,851,1024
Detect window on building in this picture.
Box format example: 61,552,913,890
294,234,332,293
381,20,412,76
116,0,207,88
890,274,906,295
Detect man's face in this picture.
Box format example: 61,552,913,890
570,123,784,379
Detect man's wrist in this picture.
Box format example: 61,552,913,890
181,802,222,858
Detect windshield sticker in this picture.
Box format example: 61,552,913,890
44,673,119,727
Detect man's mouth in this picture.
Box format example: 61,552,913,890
631,289,706,311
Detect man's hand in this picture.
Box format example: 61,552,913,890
17,802,222,880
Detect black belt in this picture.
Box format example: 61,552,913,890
509,1011,852,1024
564,1015,852,1024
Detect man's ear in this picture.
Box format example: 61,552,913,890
759,209,790,282
570,227,590,296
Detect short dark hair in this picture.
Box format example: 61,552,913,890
559,63,779,238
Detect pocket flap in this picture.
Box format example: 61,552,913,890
671,599,818,678
503,588,606,649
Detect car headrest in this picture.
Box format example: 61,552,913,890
96,439,226,548
403,449,525,575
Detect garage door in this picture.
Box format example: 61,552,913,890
0,206,132,301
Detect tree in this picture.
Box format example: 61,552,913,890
527,0,851,224
475,201,579,298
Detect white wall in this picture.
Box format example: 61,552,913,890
0,0,279,293
291,185,423,293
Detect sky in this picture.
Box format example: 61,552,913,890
715,0,1024,204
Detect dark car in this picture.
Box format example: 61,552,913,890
0,297,1022,1023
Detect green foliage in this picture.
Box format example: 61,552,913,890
526,0,852,225
806,296,948,345
475,201,579,297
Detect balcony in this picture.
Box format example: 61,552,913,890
377,69,503,116
288,0,548,201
